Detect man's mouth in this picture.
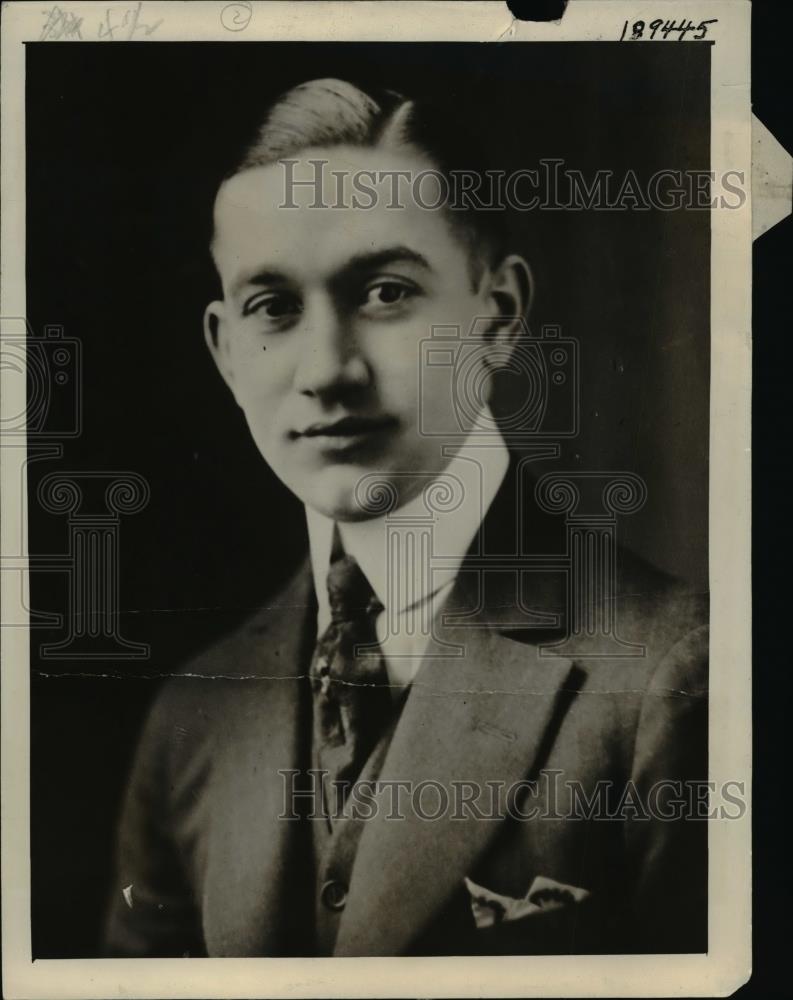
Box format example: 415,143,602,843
292,415,398,441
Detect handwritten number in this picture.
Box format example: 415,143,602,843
620,14,717,40
694,18,718,40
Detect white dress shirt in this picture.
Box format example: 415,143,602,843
306,415,509,696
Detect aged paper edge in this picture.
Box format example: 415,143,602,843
1,1,751,996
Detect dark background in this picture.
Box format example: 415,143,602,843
749,1,793,998
26,41,710,957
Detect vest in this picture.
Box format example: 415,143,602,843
310,698,405,955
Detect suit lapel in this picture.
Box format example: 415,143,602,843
334,623,574,956
334,457,574,955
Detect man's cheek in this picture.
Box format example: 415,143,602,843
377,345,423,393
237,390,282,442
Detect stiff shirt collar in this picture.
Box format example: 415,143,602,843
306,414,510,635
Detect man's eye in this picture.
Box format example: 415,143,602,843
243,292,302,320
360,281,416,310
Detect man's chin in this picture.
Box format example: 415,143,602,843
304,489,391,523
298,468,406,522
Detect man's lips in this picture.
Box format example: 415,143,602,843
292,415,398,439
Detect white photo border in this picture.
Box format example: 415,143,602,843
1,1,751,996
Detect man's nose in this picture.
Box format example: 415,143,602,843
293,295,371,399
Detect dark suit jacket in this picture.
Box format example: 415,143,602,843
104,464,708,957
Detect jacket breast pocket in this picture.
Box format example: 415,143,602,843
467,898,595,955
462,876,606,955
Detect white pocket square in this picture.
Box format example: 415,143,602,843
464,875,591,929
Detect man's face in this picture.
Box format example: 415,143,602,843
206,146,521,520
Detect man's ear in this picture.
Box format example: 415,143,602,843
203,301,240,405
482,253,534,352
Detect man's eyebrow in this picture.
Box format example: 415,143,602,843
230,269,290,298
341,246,432,275
229,246,431,299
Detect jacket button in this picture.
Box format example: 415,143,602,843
321,879,348,911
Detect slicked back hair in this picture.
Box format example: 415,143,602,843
215,78,511,287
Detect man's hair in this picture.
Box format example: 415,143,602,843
216,77,511,284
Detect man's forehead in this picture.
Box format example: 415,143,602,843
212,149,468,285
216,143,432,208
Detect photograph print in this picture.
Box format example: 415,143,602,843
23,36,716,961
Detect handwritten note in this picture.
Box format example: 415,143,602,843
39,2,163,42
39,6,84,40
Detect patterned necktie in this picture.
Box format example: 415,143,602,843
310,554,392,809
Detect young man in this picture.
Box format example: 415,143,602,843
104,79,707,957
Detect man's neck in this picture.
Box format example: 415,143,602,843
306,416,510,626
